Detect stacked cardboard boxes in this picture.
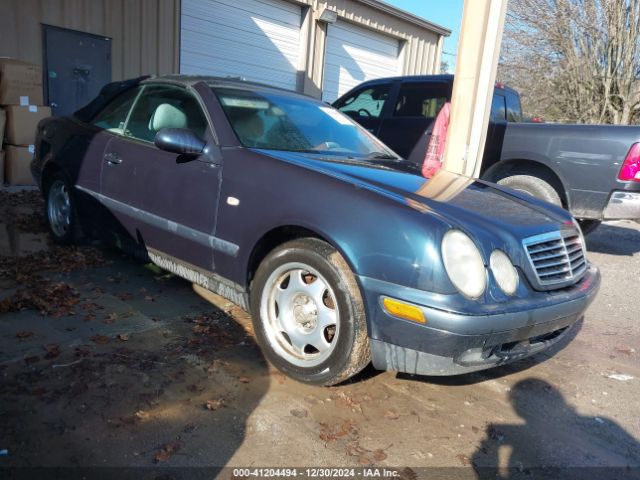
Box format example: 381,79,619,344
0,58,51,186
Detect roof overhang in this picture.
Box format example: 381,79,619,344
355,0,452,36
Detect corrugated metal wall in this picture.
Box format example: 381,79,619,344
0,0,180,81
297,0,446,97
0,0,445,100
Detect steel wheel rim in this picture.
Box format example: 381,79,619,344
47,180,71,238
260,262,340,368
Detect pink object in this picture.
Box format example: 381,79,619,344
422,102,451,179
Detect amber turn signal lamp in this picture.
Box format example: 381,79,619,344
382,297,426,324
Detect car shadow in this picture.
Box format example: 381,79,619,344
470,378,640,477
586,222,640,256
395,317,584,387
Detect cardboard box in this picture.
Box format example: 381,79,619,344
5,145,35,186
0,150,4,185
0,108,5,146
0,58,43,106
4,105,51,146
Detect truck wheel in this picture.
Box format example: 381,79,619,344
578,219,601,235
250,238,371,386
44,172,83,244
497,174,562,207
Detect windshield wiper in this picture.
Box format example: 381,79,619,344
365,152,400,160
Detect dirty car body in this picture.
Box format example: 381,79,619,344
32,76,600,384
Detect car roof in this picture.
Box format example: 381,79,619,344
341,74,518,95
143,74,311,99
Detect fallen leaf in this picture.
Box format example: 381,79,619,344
153,442,181,463
456,454,470,466
116,334,129,342
16,331,34,339
135,410,150,420
614,346,636,355
44,344,60,359
384,409,399,420
91,335,110,344
238,376,250,383
373,449,388,461
192,325,210,334
205,398,225,411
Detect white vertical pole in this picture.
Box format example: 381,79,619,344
442,0,509,178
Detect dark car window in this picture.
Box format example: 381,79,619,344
491,94,507,121
124,85,208,143
334,85,390,119
394,83,449,118
90,87,141,134
214,87,397,159
506,91,523,122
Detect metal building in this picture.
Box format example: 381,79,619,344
0,0,449,113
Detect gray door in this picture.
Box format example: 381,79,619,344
43,25,111,116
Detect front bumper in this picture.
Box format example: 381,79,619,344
363,266,601,376
603,191,640,220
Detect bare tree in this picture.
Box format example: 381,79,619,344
498,0,640,124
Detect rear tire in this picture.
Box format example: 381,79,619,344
44,172,83,244
497,174,562,207
250,238,371,386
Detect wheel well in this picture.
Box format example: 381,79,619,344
41,162,62,190
482,159,569,209
246,226,329,287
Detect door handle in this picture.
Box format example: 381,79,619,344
104,152,122,165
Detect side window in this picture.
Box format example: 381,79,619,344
393,83,450,118
491,94,507,121
91,87,140,133
124,85,208,143
335,85,390,119
506,92,522,123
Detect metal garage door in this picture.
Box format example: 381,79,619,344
180,0,302,91
322,21,402,102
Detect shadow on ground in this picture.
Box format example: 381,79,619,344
0,190,270,474
471,378,640,479
586,222,640,256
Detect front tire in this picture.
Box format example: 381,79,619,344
250,238,371,386
44,173,82,244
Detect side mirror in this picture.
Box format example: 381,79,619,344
155,128,206,156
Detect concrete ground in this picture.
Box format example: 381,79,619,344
0,189,639,479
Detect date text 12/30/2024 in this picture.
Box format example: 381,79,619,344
232,468,401,478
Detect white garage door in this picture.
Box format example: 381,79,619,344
180,0,302,91
322,21,402,102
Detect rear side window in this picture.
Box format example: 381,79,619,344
335,85,390,119
91,87,140,133
394,83,450,118
491,94,506,121
506,91,522,122
124,85,208,143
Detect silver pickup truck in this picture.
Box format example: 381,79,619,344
333,75,640,234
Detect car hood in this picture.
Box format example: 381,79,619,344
257,150,571,236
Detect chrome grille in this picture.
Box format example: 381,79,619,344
523,230,587,288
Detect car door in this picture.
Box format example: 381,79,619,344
376,81,452,159
333,82,394,136
99,83,221,271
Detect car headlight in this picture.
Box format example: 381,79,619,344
490,250,519,295
441,230,486,299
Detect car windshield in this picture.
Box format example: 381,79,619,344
213,87,399,160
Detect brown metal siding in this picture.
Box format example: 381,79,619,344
0,0,180,81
